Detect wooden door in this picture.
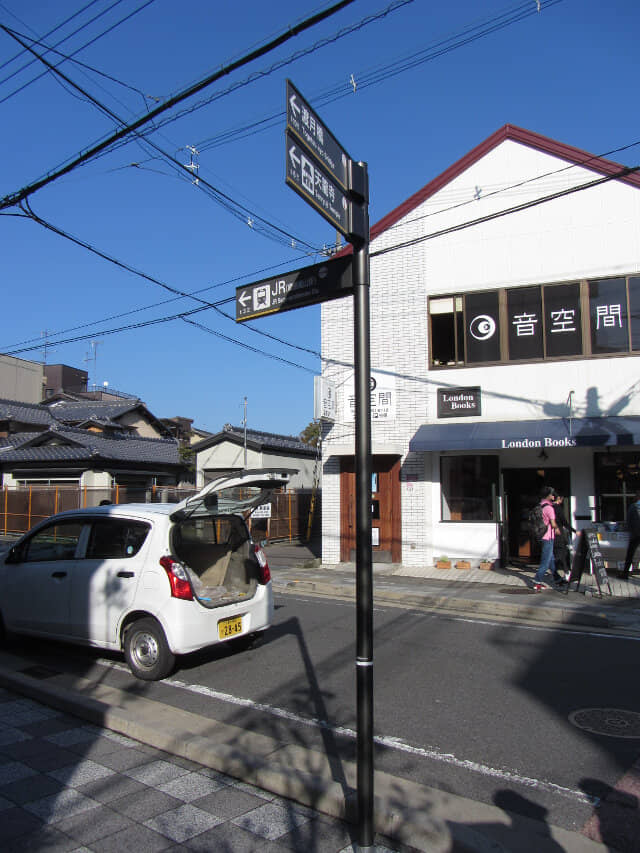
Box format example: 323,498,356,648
340,455,401,563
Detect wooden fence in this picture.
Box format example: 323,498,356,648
0,485,320,542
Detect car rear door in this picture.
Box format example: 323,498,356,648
69,517,151,644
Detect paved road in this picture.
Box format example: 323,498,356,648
6,589,640,847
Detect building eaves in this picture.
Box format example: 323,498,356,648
194,424,314,456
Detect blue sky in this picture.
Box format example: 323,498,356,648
1,0,638,436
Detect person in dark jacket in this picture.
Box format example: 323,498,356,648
621,491,640,580
553,493,575,580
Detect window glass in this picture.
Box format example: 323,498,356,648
23,521,84,562
507,286,543,360
441,456,498,521
464,292,500,363
628,277,640,351
589,278,629,353
544,282,582,357
594,452,640,521
85,519,150,559
430,297,462,365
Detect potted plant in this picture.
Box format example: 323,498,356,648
455,559,471,570
478,559,493,571
435,555,451,569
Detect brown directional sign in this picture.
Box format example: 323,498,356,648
286,79,350,190
235,255,353,322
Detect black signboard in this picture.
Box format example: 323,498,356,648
544,281,582,358
630,276,640,350
465,291,500,363
286,80,350,190
437,386,481,418
236,256,353,321
507,286,543,361
569,528,612,596
589,277,629,354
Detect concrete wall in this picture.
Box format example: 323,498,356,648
0,355,45,404
196,440,315,490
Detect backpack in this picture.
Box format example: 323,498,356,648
528,503,548,540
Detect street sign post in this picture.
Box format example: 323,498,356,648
235,255,353,321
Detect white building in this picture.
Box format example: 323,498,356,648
320,124,640,570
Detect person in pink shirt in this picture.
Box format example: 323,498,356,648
533,486,560,590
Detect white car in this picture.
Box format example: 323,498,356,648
0,469,293,680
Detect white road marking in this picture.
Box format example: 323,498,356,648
99,658,595,805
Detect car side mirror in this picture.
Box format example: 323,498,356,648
4,545,21,564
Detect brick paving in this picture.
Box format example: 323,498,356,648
0,687,397,853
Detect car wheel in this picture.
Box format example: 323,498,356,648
123,618,175,681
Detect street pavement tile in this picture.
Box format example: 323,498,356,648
0,771,66,805
21,715,81,737
76,773,148,804
0,805,45,842
157,770,228,802
123,758,191,786
144,803,224,843
0,700,60,725
273,816,356,852
2,825,81,853
89,823,174,853
3,738,52,758
48,759,114,788
176,821,306,852
46,728,107,749
226,778,276,800
0,760,38,785
0,727,31,746
21,745,80,773
231,801,313,841
23,788,100,822
0,793,13,811
193,784,271,819
52,804,135,845
108,786,183,821
86,746,152,773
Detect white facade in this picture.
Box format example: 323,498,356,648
196,439,316,491
320,126,640,570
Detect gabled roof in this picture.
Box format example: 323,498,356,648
0,398,55,428
0,425,180,466
194,424,314,456
43,399,173,437
370,124,640,242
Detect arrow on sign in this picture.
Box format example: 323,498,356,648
288,144,301,170
238,291,251,308
289,92,301,120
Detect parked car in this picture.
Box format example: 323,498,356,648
0,469,294,680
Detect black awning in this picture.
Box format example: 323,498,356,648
409,416,640,452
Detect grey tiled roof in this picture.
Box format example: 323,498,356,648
0,426,180,466
194,424,314,455
44,400,141,422
0,399,55,427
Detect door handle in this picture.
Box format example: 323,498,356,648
51,571,67,578
117,571,135,578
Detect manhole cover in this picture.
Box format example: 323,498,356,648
569,708,640,738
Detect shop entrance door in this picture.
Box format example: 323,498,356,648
340,455,401,563
502,467,570,564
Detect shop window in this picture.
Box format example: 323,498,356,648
589,278,629,354
507,286,543,360
441,456,498,522
544,281,582,357
429,296,464,365
464,291,500,363
594,452,640,521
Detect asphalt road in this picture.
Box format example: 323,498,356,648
7,588,640,842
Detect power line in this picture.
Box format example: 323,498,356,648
0,0,358,212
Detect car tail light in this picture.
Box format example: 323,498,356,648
159,556,193,600
254,544,270,584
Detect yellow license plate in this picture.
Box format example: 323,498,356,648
218,615,243,639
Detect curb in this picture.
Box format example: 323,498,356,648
0,655,608,853
273,580,613,630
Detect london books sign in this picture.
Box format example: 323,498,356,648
437,387,481,418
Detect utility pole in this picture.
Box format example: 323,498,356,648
243,397,248,468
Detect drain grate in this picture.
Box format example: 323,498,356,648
569,708,640,738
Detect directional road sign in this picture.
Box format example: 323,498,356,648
286,79,350,190
285,131,365,241
235,255,353,322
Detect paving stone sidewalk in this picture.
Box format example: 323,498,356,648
0,686,396,853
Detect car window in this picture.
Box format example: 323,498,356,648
176,516,247,548
22,521,84,562
85,519,151,559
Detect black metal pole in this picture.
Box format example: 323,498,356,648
352,162,373,849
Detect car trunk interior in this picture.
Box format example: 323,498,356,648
172,514,258,608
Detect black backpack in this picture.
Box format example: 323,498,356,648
528,503,548,540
